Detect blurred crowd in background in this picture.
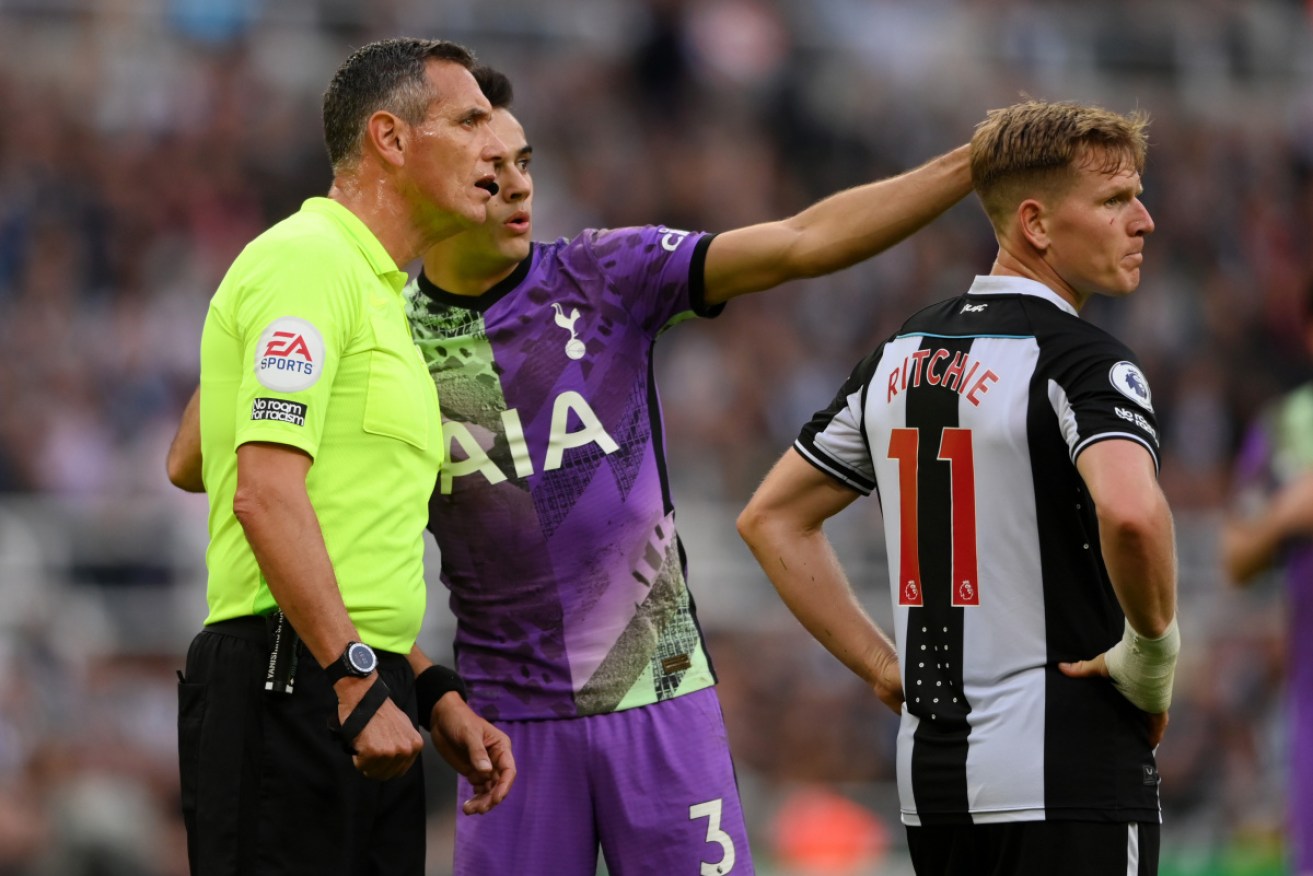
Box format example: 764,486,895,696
0,0,1311,873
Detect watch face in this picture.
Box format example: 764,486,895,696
346,642,378,675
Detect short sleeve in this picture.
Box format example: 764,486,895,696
226,238,363,459
794,348,884,495
1048,349,1161,471
580,226,717,337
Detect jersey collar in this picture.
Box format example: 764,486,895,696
414,244,535,312
301,197,410,292
965,275,1079,318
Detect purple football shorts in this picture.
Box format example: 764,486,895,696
453,686,753,875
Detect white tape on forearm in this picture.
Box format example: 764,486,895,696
1104,617,1180,714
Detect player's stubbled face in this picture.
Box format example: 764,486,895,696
1044,148,1155,301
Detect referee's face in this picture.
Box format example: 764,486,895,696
454,108,533,268
1044,155,1155,303
404,61,507,235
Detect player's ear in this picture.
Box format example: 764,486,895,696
1016,199,1050,252
364,110,407,169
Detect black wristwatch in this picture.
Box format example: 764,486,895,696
323,641,378,684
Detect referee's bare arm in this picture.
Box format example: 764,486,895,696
234,442,423,779
738,449,903,715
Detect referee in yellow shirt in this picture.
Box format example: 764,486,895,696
176,38,515,875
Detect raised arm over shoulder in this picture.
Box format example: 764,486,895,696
702,144,971,305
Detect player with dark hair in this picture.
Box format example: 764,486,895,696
738,99,1179,875
408,65,973,875
177,38,514,876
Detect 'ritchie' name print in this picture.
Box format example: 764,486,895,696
886,347,1000,406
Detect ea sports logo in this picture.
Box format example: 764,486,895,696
255,317,325,392
265,332,312,359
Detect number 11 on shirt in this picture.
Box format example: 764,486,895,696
888,427,980,608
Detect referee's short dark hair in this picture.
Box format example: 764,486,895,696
323,38,477,172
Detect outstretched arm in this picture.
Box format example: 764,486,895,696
407,647,516,815
737,449,902,714
166,384,204,492
703,144,971,305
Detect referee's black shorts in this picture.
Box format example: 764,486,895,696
177,618,426,876
907,819,1160,876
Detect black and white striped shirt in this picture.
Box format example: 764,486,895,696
797,275,1163,826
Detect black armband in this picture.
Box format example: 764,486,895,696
414,664,468,728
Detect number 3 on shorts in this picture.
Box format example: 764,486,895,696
689,799,736,875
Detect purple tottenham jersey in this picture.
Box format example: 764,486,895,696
406,226,721,721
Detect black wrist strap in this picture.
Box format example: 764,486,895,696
414,664,468,729
328,677,391,755
322,657,348,686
